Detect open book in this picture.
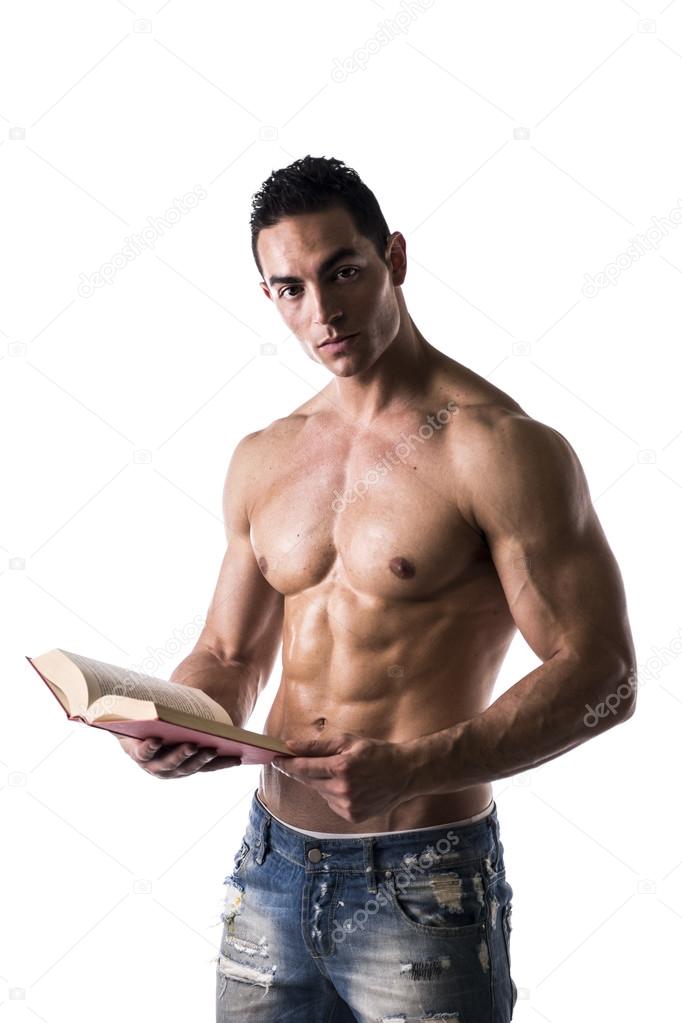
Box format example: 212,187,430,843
26,648,294,766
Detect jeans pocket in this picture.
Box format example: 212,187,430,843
386,859,487,936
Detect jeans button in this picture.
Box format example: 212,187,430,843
307,847,322,863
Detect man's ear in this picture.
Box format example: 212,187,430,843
259,281,273,301
385,231,407,287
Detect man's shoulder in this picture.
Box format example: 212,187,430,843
225,410,311,526
231,399,319,471
453,401,580,485
439,364,519,451
451,402,586,537
437,361,581,501
244,407,312,449
437,360,558,451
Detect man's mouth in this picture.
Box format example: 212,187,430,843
318,332,359,350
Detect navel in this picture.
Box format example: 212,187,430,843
258,556,268,575
389,556,416,579
314,717,326,729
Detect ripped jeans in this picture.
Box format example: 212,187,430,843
215,789,517,1022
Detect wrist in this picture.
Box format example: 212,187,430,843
399,722,465,799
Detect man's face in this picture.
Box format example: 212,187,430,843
257,206,404,377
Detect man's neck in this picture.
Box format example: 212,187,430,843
327,317,438,427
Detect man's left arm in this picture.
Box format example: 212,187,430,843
403,413,637,800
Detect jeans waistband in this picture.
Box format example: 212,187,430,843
245,788,503,891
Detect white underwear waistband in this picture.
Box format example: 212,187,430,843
258,793,494,840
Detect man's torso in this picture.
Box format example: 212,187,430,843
248,351,525,831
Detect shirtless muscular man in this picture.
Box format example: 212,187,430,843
117,155,636,1022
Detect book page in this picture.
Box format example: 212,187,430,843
61,649,231,724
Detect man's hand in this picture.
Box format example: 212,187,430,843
115,735,241,778
271,732,411,823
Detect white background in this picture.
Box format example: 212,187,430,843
1,1,681,1020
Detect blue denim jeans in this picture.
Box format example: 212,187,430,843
216,788,517,1022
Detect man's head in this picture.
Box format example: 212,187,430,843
251,155,408,377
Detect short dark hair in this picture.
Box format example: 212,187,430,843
250,155,391,279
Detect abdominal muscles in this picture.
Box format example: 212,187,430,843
266,571,515,746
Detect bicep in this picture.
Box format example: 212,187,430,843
467,416,633,668
201,533,284,680
197,434,284,682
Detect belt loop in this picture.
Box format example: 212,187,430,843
254,808,270,865
364,838,377,894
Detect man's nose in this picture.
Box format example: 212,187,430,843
311,288,343,327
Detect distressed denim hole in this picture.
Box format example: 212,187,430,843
388,861,487,935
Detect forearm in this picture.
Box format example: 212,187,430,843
403,652,636,798
168,648,260,729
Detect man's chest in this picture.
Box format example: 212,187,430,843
248,425,487,600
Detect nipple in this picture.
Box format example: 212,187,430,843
389,556,416,579
258,556,269,575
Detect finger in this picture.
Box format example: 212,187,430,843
174,748,221,774
156,746,226,777
274,756,338,780
137,738,165,762
146,743,202,775
198,755,242,772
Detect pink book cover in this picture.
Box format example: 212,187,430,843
26,655,293,766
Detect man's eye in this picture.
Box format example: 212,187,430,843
279,267,359,299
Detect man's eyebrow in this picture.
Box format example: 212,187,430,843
267,246,363,288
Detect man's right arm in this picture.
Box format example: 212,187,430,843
169,430,284,726
119,431,284,777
